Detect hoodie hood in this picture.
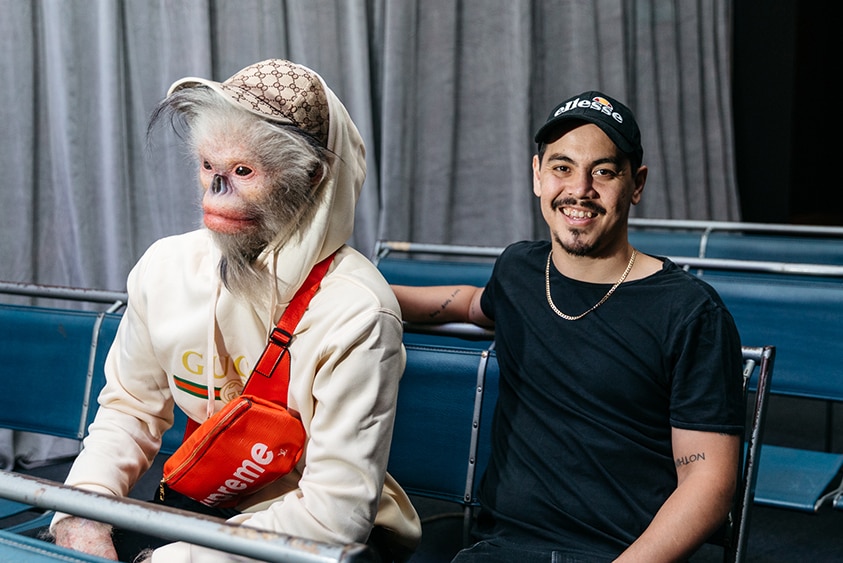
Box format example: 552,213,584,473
168,59,366,304
267,72,366,301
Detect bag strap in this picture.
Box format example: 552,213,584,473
245,252,335,404
183,253,335,437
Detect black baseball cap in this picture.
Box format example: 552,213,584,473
534,91,643,166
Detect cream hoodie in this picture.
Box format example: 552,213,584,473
53,70,420,561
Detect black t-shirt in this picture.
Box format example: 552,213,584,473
476,240,744,558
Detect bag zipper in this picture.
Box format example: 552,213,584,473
159,398,252,501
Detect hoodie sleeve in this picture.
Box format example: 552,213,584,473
50,242,177,531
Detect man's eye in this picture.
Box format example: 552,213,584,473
235,166,253,176
594,168,617,177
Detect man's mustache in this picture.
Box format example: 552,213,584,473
551,197,606,216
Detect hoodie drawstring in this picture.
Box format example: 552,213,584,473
269,249,280,338
204,281,221,421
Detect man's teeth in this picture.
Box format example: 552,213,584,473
563,208,596,219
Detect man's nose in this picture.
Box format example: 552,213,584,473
565,170,595,198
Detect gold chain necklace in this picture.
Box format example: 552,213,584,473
545,248,637,321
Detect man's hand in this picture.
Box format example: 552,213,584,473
52,517,119,560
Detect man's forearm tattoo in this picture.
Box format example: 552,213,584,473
428,288,462,319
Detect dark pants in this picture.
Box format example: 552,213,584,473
451,508,622,563
451,540,614,563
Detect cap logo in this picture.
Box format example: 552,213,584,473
554,96,624,124
593,96,612,109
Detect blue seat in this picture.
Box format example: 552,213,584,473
387,343,491,504
377,256,494,288
706,277,843,403
376,251,495,352
753,445,843,512
0,304,102,532
672,256,843,513
0,304,185,532
704,232,843,267
473,349,498,494
629,229,704,258
0,304,100,440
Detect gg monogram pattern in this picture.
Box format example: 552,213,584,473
185,59,330,147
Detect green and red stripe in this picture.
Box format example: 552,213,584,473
173,375,222,400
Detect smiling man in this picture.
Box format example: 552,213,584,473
392,91,744,562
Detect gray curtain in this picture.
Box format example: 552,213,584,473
1,0,738,292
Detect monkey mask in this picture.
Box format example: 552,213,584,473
166,59,367,303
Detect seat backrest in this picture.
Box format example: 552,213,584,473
0,304,187,458
0,304,100,440
704,232,843,266
705,277,841,402
86,312,121,430
377,256,494,287
387,343,489,504
628,229,704,257
473,349,498,498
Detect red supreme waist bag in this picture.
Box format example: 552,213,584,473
160,254,334,509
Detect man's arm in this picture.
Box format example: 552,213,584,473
616,428,740,562
391,285,492,327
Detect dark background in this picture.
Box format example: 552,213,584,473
733,1,839,225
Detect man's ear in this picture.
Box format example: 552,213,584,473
631,165,648,205
532,154,542,197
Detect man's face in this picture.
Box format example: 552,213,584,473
532,123,647,258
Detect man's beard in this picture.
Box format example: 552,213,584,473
554,230,596,257
210,175,319,307
551,197,606,257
